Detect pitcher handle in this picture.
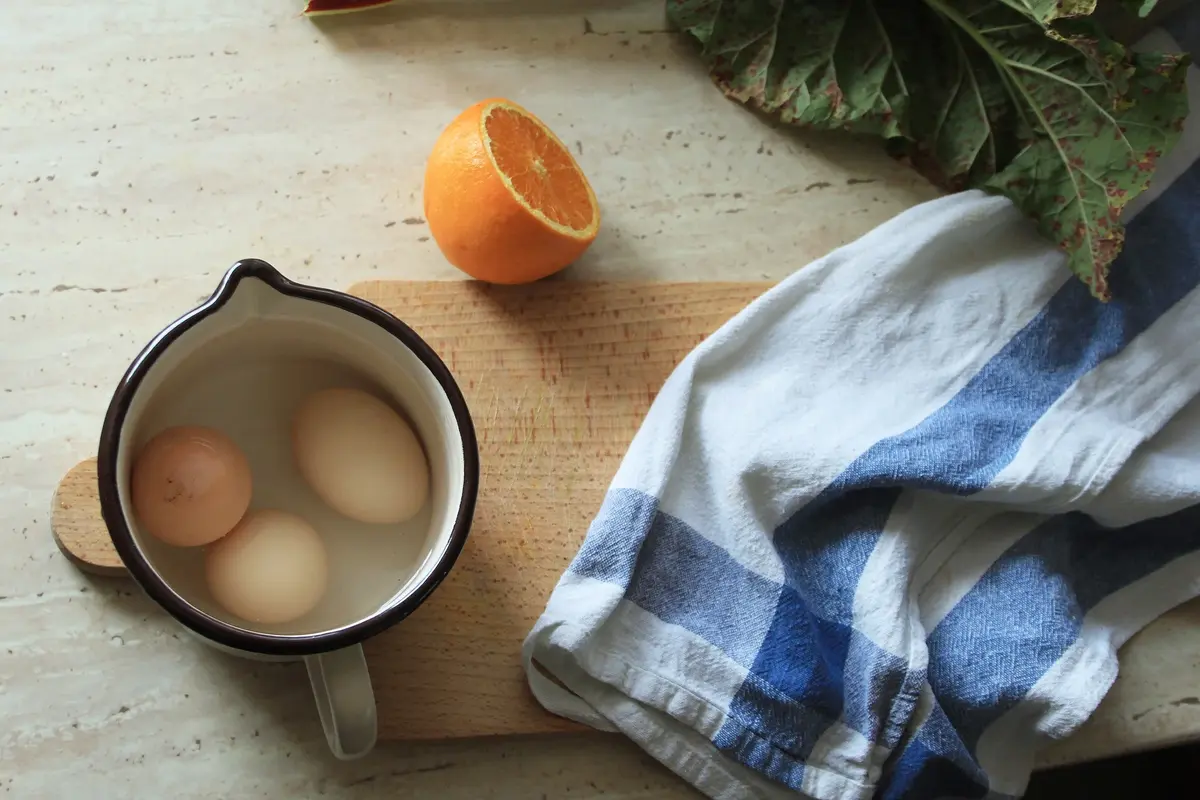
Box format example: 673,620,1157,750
305,645,377,759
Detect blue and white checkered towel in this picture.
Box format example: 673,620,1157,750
524,16,1200,800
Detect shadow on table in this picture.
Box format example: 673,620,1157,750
1027,743,1200,799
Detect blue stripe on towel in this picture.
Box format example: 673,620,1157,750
882,502,1200,799
879,705,989,800
814,162,1200,500
567,489,657,585
1107,158,1200,317
622,502,783,668
719,488,901,776
875,155,1200,800
714,159,1200,788
570,489,783,667
928,504,1200,755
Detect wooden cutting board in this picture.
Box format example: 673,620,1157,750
51,279,769,740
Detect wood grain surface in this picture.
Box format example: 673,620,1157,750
49,279,769,741
51,459,126,577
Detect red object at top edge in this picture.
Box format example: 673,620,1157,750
303,0,394,15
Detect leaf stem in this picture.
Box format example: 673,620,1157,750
977,23,1033,35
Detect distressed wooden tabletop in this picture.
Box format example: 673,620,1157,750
1,1,1196,797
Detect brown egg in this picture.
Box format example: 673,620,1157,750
131,425,253,547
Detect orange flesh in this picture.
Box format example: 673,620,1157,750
484,106,596,233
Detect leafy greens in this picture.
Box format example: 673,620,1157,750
667,0,1189,300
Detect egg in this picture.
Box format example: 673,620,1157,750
131,425,253,547
291,387,430,524
205,509,329,624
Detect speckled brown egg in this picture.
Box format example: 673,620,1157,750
131,425,252,547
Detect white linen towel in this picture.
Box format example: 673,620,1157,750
523,17,1200,798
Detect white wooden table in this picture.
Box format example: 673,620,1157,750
2,1,1197,796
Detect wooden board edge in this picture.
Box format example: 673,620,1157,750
51,458,129,578
345,278,777,296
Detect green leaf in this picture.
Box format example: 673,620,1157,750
926,0,1189,299
667,0,1190,300
1119,0,1159,18
674,0,913,138
1008,0,1097,23
904,8,1015,188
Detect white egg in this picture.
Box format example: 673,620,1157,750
291,387,430,524
205,509,328,625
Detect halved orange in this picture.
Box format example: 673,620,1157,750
423,99,601,284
